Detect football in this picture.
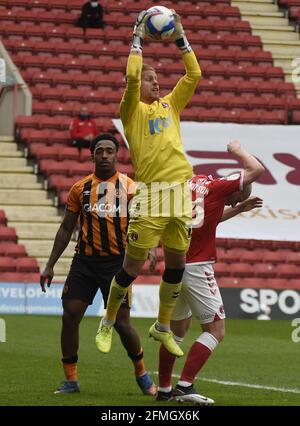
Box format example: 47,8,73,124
145,6,175,40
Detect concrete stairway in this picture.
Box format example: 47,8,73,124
232,0,300,94
0,137,75,282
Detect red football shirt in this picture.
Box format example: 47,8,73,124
70,116,98,140
187,173,243,264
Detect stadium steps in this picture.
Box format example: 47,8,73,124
0,174,43,190
0,157,33,169
21,240,76,258
3,205,59,220
0,190,52,206
233,0,300,94
9,222,60,239
21,239,76,282
38,257,72,277
0,137,75,282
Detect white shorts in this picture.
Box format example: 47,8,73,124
172,263,226,324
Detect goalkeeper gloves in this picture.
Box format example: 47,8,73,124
171,11,191,54
131,10,149,54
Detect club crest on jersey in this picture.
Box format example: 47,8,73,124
161,102,169,108
115,189,123,198
130,232,139,241
149,116,171,134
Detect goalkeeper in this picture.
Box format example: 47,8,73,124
96,10,201,357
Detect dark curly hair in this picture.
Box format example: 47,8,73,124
90,133,120,155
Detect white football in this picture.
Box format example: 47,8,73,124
145,6,175,40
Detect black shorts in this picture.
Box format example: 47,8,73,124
62,255,131,308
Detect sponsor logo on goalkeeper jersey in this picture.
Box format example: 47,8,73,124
149,116,171,134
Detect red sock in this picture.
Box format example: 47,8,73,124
180,341,212,384
63,362,78,381
158,344,177,388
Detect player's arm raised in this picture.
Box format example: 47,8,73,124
227,140,265,186
120,11,149,123
40,210,79,292
220,196,263,222
168,11,201,113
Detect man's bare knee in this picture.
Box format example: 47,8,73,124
123,252,146,276
164,247,186,269
202,320,225,343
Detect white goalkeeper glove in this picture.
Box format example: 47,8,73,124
171,10,191,54
131,10,149,54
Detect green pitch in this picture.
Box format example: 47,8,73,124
0,315,299,406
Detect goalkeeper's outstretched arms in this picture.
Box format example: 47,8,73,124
169,10,201,112
131,10,148,55
120,11,150,123
171,10,192,55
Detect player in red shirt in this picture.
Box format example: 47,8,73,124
69,106,98,153
156,140,264,404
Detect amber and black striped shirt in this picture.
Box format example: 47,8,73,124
66,172,135,257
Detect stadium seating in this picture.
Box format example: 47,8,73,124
1,0,299,287
0,226,17,243
0,243,27,258
0,272,41,283
0,209,39,280
0,210,7,225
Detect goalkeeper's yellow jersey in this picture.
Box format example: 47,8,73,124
120,51,201,185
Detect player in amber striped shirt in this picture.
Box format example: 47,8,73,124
40,134,156,396
95,10,201,358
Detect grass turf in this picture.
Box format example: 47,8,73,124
0,315,299,406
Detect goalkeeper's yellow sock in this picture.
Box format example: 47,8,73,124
157,280,182,325
106,277,128,322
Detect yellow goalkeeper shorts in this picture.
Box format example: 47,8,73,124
126,182,192,257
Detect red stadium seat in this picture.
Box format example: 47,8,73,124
57,191,68,207
217,108,240,123
259,111,287,125
57,147,80,162
47,175,80,192
38,116,64,130
0,272,27,282
213,262,230,277
218,276,242,287
239,110,259,124
197,108,220,122
230,262,253,278
241,249,265,264
117,164,134,178
2,243,27,258
0,210,7,225
220,248,244,263
285,251,300,266
0,257,16,272
226,238,255,249
117,146,131,165
276,264,300,279
21,129,51,145
49,130,69,144
254,263,277,278
262,250,287,265
32,145,60,161
263,278,292,289
288,279,300,289
239,278,266,288
16,257,39,273
0,226,17,242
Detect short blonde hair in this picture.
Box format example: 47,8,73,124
142,63,155,73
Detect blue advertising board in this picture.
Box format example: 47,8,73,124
0,283,103,316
